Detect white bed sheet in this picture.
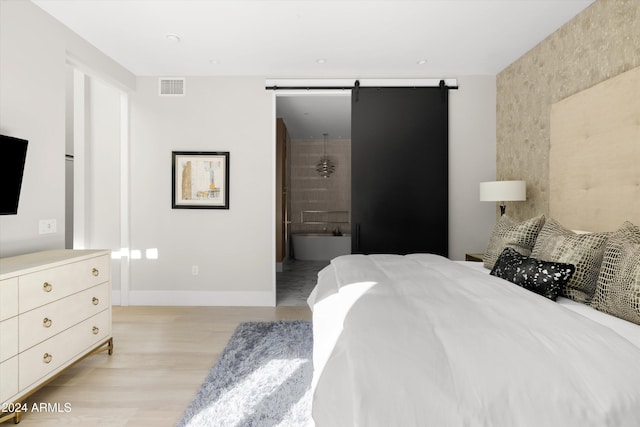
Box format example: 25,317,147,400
309,254,640,427
456,260,640,349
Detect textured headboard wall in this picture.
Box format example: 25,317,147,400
496,0,640,222
549,66,639,232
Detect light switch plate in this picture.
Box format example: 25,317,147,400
39,219,57,234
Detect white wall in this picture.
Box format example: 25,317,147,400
449,75,497,260
0,1,134,258
128,77,275,305
125,76,495,311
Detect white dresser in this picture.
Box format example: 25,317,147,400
0,250,112,424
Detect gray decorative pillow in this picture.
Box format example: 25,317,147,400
483,214,545,270
590,222,640,325
531,218,609,303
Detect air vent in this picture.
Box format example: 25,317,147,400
159,78,185,96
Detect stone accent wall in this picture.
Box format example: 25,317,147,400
496,0,639,221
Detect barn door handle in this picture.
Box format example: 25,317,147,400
355,224,360,251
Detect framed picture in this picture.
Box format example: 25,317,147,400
172,151,229,209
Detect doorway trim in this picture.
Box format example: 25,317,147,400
69,59,131,307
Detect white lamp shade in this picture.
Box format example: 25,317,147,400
480,180,526,202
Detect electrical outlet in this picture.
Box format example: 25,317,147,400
192,265,199,276
39,219,57,234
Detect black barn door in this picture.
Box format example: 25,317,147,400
351,86,448,256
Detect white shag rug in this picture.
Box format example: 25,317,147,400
176,320,313,427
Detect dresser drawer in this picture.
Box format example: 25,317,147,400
0,356,18,404
18,255,110,312
18,282,111,352
18,309,111,390
0,277,18,321
0,316,18,363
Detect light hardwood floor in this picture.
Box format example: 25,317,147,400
12,306,312,426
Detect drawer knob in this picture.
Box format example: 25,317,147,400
92,326,99,335
43,282,53,292
92,297,100,305
43,353,53,364
92,268,99,277
43,317,52,328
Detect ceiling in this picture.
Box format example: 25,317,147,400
276,94,352,140
33,0,595,140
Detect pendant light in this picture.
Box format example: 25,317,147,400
316,133,336,178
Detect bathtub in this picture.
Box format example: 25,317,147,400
291,233,352,261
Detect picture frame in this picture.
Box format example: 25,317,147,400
172,151,230,209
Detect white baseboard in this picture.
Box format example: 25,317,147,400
112,290,275,307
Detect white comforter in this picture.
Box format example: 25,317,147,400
308,254,640,427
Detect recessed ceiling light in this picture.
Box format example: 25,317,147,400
166,34,181,43
417,59,428,65
209,59,220,65
316,58,327,64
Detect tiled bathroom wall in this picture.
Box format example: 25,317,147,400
289,138,351,235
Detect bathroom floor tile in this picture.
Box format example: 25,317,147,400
276,260,329,306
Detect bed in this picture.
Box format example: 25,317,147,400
307,67,640,426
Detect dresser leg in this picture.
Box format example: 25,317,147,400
0,407,21,425
107,337,114,355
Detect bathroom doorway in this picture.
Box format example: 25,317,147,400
274,92,351,305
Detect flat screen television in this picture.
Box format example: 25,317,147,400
0,134,28,215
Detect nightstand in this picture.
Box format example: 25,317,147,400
465,253,483,262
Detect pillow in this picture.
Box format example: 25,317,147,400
590,222,640,325
531,218,609,303
490,247,575,301
483,214,545,270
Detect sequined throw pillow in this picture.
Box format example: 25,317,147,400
531,218,609,303
483,214,546,270
490,247,575,301
590,222,640,325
